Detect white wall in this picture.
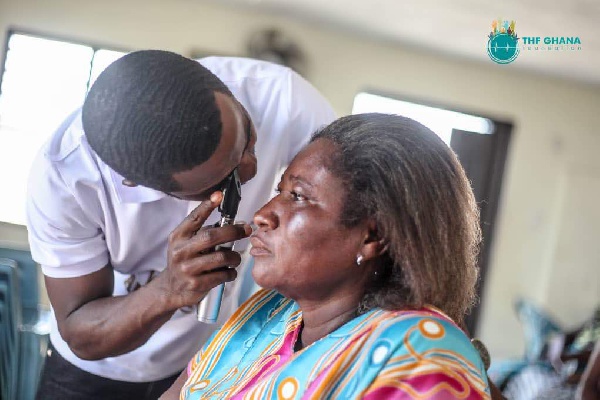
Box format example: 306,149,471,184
1,0,599,359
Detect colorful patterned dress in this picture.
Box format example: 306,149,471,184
182,289,490,399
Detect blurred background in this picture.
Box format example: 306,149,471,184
0,0,598,398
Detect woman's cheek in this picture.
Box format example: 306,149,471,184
286,213,310,236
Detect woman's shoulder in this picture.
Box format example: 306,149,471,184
356,309,491,399
370,307,477,356
366,308,488,377
373,307,463,333
354,308,489,399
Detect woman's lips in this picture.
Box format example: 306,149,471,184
249,235,271,257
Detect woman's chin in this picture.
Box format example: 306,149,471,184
251,262,274,289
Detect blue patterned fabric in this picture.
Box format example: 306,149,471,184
182,289,490,399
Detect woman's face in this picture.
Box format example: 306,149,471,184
250,139,369,302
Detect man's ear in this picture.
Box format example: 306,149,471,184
360,220,388,262
122,179,138,187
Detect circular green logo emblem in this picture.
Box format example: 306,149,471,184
487,33,520,64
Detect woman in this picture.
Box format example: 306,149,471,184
162,113,490,399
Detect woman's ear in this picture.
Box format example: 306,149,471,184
360,220,388,262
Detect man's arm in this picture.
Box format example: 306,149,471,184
46,264,168,359
45,193,251,360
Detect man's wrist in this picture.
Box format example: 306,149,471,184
143,272,182,314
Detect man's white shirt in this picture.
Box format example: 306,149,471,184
26,57,336,382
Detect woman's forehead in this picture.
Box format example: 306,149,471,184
282,140,338,186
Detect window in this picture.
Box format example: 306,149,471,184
0,31,127,225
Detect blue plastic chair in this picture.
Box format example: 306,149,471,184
0,258,22,400
515,298,562,362
0,249,50,400
0,301,10,400
488,298,564,390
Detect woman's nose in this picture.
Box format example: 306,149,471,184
253,200,278,230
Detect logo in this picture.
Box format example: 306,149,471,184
486,20,582,63
521,36,582,51
487,19,519,64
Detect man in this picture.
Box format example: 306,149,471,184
26,50,336,399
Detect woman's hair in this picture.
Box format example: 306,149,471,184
83,50,233,192
311,113,481,323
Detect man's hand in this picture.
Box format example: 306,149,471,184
45,192,251,360
153,192,252,310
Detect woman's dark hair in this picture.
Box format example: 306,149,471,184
311,113,481,323
82,50,233,192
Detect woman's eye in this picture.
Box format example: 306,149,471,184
290,191,307,201
274,188,307,201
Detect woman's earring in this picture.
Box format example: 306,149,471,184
356,254,364,266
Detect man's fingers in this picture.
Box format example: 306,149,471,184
177,268,238,306
184,224,251,254
173,192,223,240
180,250,242,276
197,268,238,293
180,265,238,297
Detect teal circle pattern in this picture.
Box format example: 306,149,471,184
487,33,520,64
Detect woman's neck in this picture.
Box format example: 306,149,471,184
295,293,361,349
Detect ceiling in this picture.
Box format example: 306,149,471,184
218,0,600,86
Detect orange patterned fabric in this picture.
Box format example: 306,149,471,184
182,290,491,399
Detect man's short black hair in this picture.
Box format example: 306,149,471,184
82,50,233,192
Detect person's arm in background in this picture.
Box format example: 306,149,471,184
577,340,600,400
27,159,250,361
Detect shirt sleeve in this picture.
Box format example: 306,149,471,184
26,149,109,278
285,71,337,163
361,317,491,400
